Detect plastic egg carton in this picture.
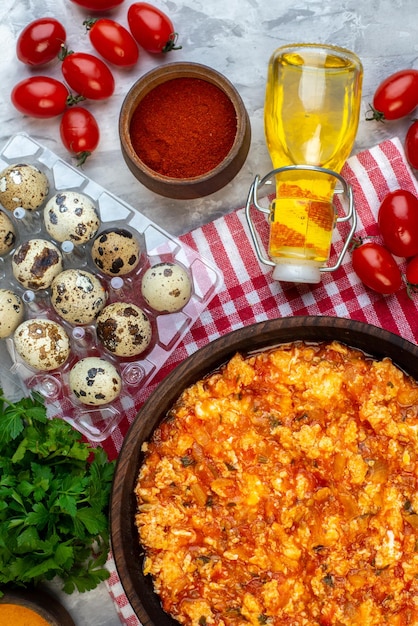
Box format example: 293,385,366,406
0,133,222,442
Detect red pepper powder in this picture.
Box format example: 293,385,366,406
129,77,238,178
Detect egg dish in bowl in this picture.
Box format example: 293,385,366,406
111,316,418,626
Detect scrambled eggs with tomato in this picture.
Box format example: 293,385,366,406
135,341,418,625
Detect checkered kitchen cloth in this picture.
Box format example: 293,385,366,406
105,137,418,624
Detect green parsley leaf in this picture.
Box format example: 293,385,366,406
0,388,115,595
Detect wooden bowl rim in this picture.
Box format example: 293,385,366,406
110,315,418,626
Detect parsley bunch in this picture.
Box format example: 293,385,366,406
0,390,115,595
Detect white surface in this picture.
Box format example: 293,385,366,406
1,0,418,624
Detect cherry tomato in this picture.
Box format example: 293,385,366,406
405,120,418,170
70,0,125,10
405,254,418,298
61,50,115,100
60,107,100,165
127,2,181,54
84,18,139,67
406,255,418,285
16,17,66,66
351,242,402,295
378,189,418,258
367,69,418,121
11,76,69,118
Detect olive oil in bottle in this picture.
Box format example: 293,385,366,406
264,44,363,282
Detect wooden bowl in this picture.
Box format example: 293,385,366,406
119,62,251,199
0,588,75,625
110,315,418,626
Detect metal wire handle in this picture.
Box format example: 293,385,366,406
245,164,357,273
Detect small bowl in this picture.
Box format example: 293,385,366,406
0,588,75,625
119,62,251,199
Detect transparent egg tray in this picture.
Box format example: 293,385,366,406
0,133,222,442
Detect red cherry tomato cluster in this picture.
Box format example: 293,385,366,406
367,69,418,170
352,189,418,297
11,3,181,165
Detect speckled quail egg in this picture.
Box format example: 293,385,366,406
96,301,152,357
12,238,63,290
13,318,70,371
91,228,142,276
141,262,192,313
0,163,49,212
0,289,25,339
69,356,122,406
44,191,100,245
0,210,16,255
50,268,107,325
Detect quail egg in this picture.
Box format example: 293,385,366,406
51,268,107,325
0,289,25,339
69,356,122,406
12,238,63,290
141,262,192,313
0,163,49,212
96,301,152,357
0,210,16,255
91,228,142,276
14,318,70,371
44,191,100,245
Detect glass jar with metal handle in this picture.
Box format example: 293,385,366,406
246,43,363,284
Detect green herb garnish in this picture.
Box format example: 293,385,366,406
0,390,115,595
322,573,334,587
180,455,195,467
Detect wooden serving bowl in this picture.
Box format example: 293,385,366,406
110,316,418,626
119,62,251,199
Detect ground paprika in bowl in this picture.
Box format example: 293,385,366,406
119,62,251,199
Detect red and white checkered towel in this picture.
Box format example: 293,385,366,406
105,137,418,625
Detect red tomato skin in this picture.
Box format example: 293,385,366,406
372,69,418,120
87,18,139,67
378,189,418,258
351,242,402,295
16,18,66,66
127,2,178,53
11,76,69,118
405,120,418,170
62,52,115,100
60,107,100,156
70,0,125,10
406,255,418,285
